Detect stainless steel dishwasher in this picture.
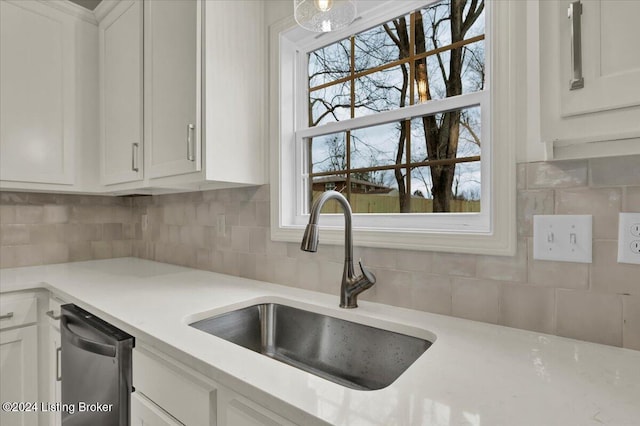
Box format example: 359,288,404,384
60,304,134,426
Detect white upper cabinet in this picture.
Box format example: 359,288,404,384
97,0,266,193
203,0,266,186
99,0,144,185
0,0,267,194
0,0,99,193
1,1,75,186
538,0,640,160
146,0,202,180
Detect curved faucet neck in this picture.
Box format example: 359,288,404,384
308,191,353,262
302,190,376,308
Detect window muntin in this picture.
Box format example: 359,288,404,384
307,106,482,214
304,0,485,215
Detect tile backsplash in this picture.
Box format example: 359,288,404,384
1,192,134,267
1,156,639,350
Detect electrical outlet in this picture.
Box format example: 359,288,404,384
618,213,640,264
533,215,592,263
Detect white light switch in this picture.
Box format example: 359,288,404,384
533,215,592,263
618,212,640,265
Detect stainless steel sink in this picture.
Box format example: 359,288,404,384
189,303,432,390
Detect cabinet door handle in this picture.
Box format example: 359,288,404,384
46,310,61,320
56,347,62,381
0,312,14,320
568,1,584,90
132,142,140,172
187,124,195,161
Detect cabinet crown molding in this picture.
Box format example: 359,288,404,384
93,0,119,22
35,0,98,25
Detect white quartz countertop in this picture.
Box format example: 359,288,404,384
1,258,639,425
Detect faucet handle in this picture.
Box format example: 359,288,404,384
358,260,376,285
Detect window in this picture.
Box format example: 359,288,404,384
271,0,516,255
307,2,484,215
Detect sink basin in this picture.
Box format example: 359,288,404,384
189,303,432,390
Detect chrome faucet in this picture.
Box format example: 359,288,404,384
300,191,376,308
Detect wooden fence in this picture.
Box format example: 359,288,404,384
313,191,480,213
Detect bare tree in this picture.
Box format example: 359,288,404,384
308,0,484,213
411,0,484,212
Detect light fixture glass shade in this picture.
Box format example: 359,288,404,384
294,0,357,33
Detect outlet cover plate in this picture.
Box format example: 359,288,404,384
618,212,640,264
533,215,592,263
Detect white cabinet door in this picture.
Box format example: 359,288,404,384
0,0,76,185
99,0,144,185
133,346,214,425
539,0,640,159
217,388,297,426
0,325,38,426
558,0,640,117
204,0,266,185
145,0,201,179
131,392,183,426
133,343,306,426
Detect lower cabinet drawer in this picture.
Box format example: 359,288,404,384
218,388,298,426
131,392,184,426
0,293,37,330
133,347,214,426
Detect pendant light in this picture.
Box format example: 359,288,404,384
294,0,357,33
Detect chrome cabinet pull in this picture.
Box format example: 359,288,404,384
56,347,62,381
132,142,139,172
568,1,584,90
187,124,195,161
0,312,14,320
46,310,61,320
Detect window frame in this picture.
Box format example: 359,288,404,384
270,0,516,255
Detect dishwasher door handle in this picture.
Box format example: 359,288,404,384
61,316,117,358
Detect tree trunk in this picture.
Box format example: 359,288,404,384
391,18,411,213
424,0,465,212
389,1,481,212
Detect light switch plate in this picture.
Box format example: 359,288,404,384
618,212,640,264
533,215,592,263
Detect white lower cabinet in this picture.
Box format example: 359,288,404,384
0,293,39,426
133,344,298,426
131,392,183,426
133,346,215,425
0,326,38,426
0,291,302,426
217,388,297,426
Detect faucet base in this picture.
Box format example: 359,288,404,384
339,303,358,309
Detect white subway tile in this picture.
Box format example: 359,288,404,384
556,290,622,346
500,285,555,334
451,278,500,324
